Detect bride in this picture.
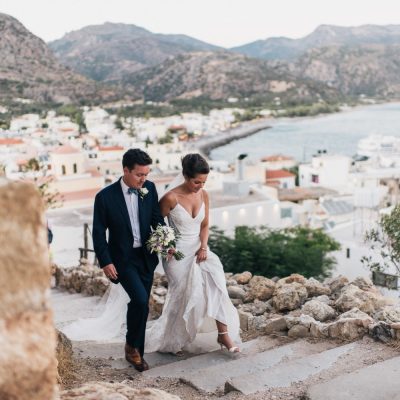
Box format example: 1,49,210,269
145,153,240,354
62,153,240,355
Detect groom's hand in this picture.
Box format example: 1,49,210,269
103,264,118,280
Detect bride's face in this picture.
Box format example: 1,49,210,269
185,173,208,193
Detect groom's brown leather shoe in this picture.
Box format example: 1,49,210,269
125,344,149,372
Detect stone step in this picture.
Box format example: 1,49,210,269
225,343,356,395
143,338,261,379
72,341,185,371
179,339,340,393
307,355,400,400
51,290,101,326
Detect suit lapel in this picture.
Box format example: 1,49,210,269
113,178,133,237
138,184,147,240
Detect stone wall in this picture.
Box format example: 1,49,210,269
0,179,58,400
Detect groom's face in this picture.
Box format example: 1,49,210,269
123,164,150,188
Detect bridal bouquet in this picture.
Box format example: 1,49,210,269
146,224,185,260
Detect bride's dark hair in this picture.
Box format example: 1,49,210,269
182,153,210,178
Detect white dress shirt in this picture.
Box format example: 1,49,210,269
120,178,142,248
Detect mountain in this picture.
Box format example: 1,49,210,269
232,24,400,60
49,22,222,82
0,13,120,104
288,44,400,97
121,51,339,102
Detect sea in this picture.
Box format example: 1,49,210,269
210,102,400,163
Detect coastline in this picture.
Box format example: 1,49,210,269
193,119,271,156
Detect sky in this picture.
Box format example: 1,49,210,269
2,0,400,48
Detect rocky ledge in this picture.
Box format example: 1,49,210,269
54,263,400,343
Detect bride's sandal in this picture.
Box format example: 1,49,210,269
174,350,185,357
217,332,240,353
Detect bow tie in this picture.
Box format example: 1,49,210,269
127,187,139,195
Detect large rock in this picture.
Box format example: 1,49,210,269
264,317,287,334
240,299,268,316
0,180,58,400
288,324,310,338
324,275,349,293
227,285,246,300
248,315,268,331
61,382,181,399
276,273,307,287
56,264,109,296
335,284,385,315
272,282,308,311
56,330,74,385
375,305,400,324
305,278,331,297
350,276,374,291
246,276,276,301
328,308,373,340
238,309,252,331
285,314,316,330
232,271,252,284
309,308,373,340
302,300,336,322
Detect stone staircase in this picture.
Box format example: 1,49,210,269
52,289,400,399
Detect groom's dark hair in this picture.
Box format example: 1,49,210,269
123,148,153,170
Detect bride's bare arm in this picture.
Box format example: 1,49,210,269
196,190,209,263
159,192,177,218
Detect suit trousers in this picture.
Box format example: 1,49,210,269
118,247,153,357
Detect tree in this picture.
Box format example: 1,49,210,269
56,104,87,133
22,158,63,209
284,166,299,186
144,136,153,147
362,205,400,274
208,225,340,279
114,117,124,131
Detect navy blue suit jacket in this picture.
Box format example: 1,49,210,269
92,178,164,273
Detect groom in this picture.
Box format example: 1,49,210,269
92,148,164,372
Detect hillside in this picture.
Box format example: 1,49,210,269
290,44,400,97
49,22,222,82
232,24,400,60
121,51,339,102
0,13,121,104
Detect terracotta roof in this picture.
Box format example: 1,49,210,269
0,138,24,145
52,145,80,154
266,169,295,179
98,146,124,151
261,154,294,162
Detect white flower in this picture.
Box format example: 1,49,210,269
138,187,149,199
146,223,184,260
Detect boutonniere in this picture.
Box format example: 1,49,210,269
138,187,149,200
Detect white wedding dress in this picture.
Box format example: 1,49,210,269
61,175,240,354
145,201,241,353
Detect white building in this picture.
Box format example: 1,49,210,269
9,114,40,132
266,169,296,189
209,199,282,234
261,154,297,170
49,145,103,208
299,155,351,190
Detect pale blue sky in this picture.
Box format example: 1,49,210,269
2,0,400,47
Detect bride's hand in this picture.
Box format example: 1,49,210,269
167,248,176,261
195,247,207,263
